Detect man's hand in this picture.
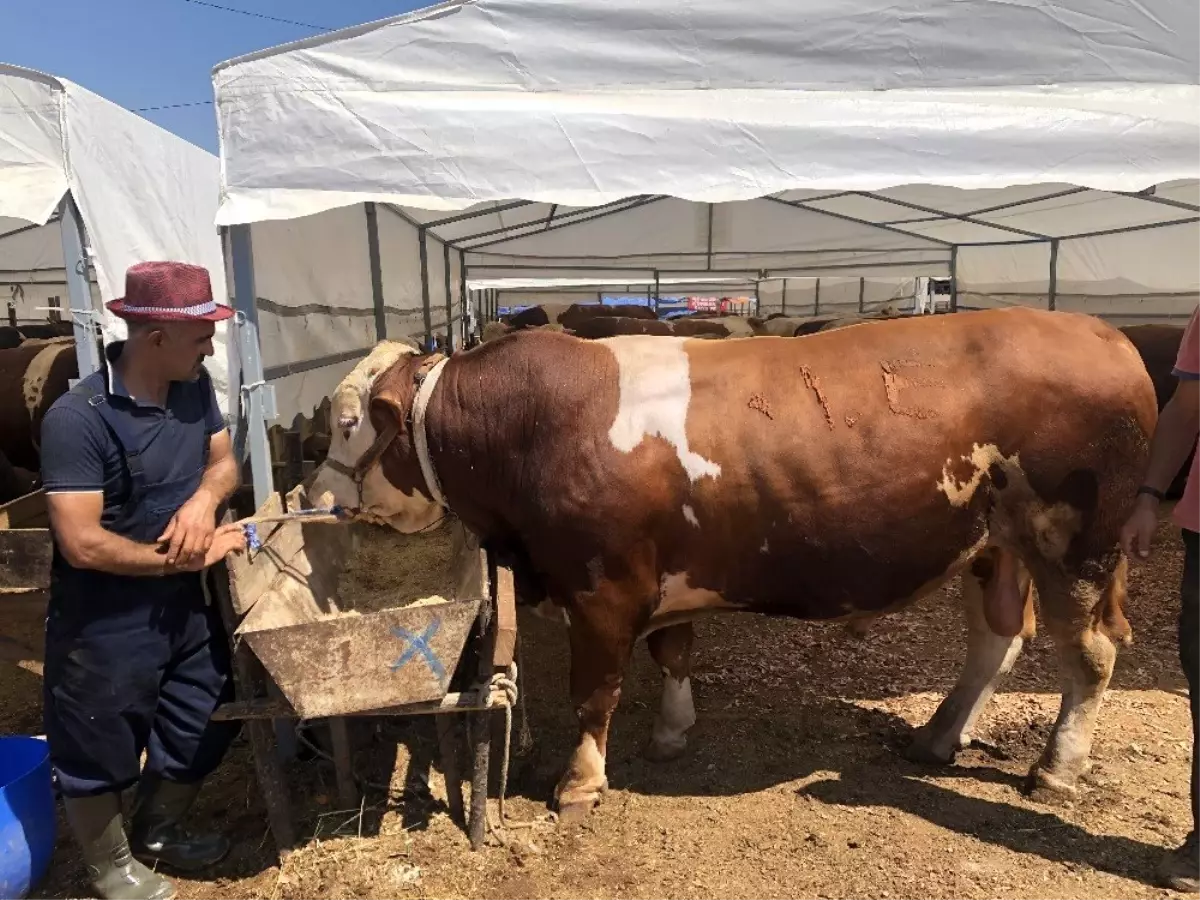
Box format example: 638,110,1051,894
1120,495,1160,562
171,523,247,572
158,488,218,567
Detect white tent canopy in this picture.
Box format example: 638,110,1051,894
211,0,1200,491
0,64,229,409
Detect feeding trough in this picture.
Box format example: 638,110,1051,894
213,492,515,853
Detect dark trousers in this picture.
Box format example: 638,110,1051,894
1182,529,1198,836
43,576,241,798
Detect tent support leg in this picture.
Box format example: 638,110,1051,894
59,195,101,379
949,247,959,312
858,277,865,313
419,227,432,347
1048,239,1059,311
365,203,387,340
814,278,821,315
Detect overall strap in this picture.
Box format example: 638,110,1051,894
73,378,148,511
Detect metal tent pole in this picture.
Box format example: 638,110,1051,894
1048,239,1059,311
814,278,821,315
227,225,276,511
365,203,387,340
858,277,866,313
949,247,959,312
59,196,101,378
443,241,454,351
419,227,432,347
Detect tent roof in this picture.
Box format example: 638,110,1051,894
213,0,1199,226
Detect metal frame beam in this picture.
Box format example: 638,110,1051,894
852,191,1049,239
949,246,959,312
461,196,666,250
423,199,536,231
762,195,954,248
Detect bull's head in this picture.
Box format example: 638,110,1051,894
309,341,444,533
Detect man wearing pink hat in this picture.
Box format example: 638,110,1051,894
39,262,246,900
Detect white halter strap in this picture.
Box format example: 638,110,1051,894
412,356,450,508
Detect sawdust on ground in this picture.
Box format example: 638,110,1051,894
13,514,1196,900
335,522,456,613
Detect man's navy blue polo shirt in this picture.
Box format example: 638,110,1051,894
40,342,225,534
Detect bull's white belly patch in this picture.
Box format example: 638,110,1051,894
600,336,720,482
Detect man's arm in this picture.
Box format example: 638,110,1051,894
1123,307,1200,560
1142,379,1200,495
49,492,247,575
48,491,179,576
159,428,241,566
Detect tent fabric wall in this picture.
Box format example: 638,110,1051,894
0,65,230,410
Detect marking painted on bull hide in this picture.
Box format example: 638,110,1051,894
389,620,446,687
682,505,700,528
600,336,720,482
938,443,1020,508
880,359,939,419
747,393,774,420
799,365,835,431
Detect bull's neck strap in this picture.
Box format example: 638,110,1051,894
412,356,450,508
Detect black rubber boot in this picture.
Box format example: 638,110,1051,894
62,793,176,900
129,775,230,873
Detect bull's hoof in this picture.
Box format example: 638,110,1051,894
553,777,607,821
1024,767,1080,805
903,727,961,765
643,735,687,763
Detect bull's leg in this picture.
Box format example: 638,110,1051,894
908,552,1031,763
553,601,638,818
644,623,696,762
1026,557,1128,798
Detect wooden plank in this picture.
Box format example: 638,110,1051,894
492,565,518,670
0,490,49,529
213,688,498,721
208,563,296,857
0,529,52,591
242,599,482,719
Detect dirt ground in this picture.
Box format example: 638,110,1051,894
4,515,1193,900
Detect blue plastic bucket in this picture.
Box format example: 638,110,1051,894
0,736,56,899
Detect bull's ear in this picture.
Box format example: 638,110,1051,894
367,362,414,430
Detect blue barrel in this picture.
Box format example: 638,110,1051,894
0,736,56,899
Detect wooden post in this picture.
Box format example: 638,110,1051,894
209,564,296,857
328,719,358,809
436,716,466,827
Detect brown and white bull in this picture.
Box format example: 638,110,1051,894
311,308,1154,816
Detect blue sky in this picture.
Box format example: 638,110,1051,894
5,0,423,153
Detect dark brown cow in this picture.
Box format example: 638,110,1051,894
671,319,731,339
506,303,659,332
0,447,39,504
18,322,75,340
572,316,673,339
0,340,78,469
1119,324,1192,498
311,309,1154,817
0,327,21,350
